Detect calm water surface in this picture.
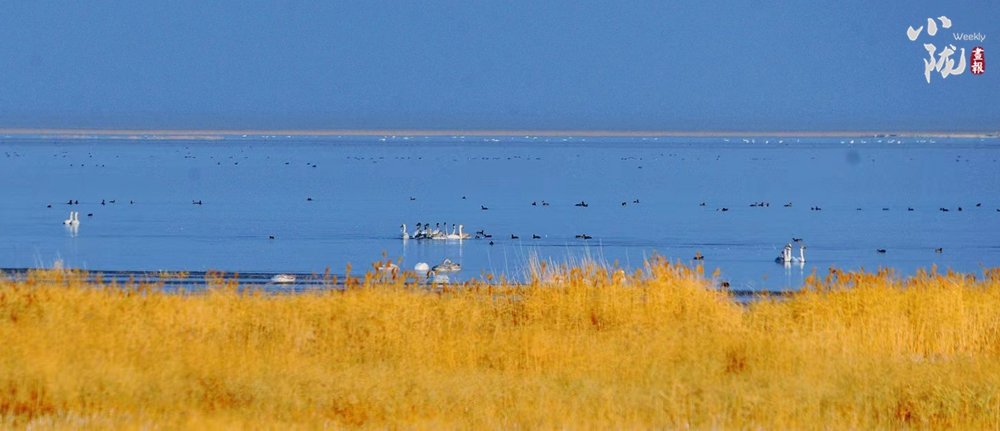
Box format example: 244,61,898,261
1,135,998,290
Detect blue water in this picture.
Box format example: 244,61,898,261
1,135,998,290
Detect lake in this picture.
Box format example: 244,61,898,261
1,134,998,290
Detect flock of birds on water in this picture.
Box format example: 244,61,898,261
46,191,985,285
55,194,990,256
12,143,992,284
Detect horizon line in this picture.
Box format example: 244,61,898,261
0,128,997,139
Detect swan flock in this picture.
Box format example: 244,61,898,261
401,223,471,240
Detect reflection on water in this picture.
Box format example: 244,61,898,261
1,135,998,290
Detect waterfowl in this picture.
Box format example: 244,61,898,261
532,234,541,239
270,274,296,283
908,207,914,211
621,201,627,206
783,202,792,207
377,262,400,273
541,201,550,206
432,258,461,272
532,201,537,206
775,243,793,264
481,205,489,210
401,224,410,240
876,249,887,253
446,225,470,240
693,252,704,261
510,234,519,240
63,212,79,226
574,201,589,207
633,199,640,204
414,262,430,272
699,202,706,206
575,234,592,240
792,245,806,263
935,247,943,253
268,235,276,240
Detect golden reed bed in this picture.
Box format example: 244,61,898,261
1,259,999,429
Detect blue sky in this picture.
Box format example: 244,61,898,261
0,1,996,132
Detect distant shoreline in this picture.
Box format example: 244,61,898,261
0,128,996,139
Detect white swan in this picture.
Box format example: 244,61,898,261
775,243,792,264
430,224,448,240
792,245,806,263
432,258,461,272
401,224,409,240
271,274,296,283
446,224,471,240
63,211,79,226
377,261,400,273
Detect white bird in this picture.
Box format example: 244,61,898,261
775,243,793,264
414,262,430,272
377,262,400,273
271,274,296,283
63,211,79,226
446,224,471,240
401,224,410,240
432,258,461,272
792,245,807,263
